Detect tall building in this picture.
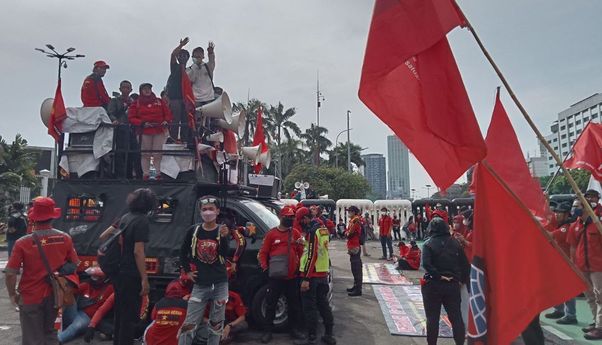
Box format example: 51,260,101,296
543,93,602,175
387,135,410,199
361,153,386,199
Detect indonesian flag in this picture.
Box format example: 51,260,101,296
471,90,552,225
564,122,602,181
252,107,268,173
48,79,67,141
181,67,196,130
468,162,587,344
359,0,486,191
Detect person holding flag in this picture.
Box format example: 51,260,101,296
167,37,192,143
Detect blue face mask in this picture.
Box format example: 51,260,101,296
572,208,583,217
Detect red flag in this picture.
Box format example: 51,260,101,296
359,0,486,190
471,90,551,223
48,79,67,141
467,163,587,344
564,122,602,181
222,129,237,154
252,107,268,173
181,67,196,130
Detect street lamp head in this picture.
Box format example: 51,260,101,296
75,54,86,58
66,47,75,52
34,48,47,53
45,44,55,50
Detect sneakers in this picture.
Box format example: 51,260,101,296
346,286,355,293
321,335,337,345
293,335,316,345
348,289,362,297
260,332,273,343
544,310,564,319
556,316,578,325
585,328,602,340
582,323,596,333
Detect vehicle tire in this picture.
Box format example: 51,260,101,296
251,284,289,332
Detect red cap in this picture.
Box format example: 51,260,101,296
29,197,61,222
280,206,295,217
432,209,449,223
94,60,110,69
295,207,310,221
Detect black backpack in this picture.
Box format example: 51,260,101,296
97,215,134,277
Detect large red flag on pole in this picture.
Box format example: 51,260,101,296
181,68,196,131
48,79,67,141
359,0,486,190
564,122,602,181
252,107,268,174
468,163,587,344
471,89,551,224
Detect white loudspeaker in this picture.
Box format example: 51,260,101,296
40,98,54,128
295,181,302,189
257,150,271,169
215,109,246,137
303,182,310,189
205,132,224,143
196,92,233,124
197,143,216,153
241,145,261,163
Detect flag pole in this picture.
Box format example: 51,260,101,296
481,161,591,287
455,3,602,237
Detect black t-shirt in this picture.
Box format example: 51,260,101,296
119,212,150,277
7,213,27,241
180,224,229,286
166,62,183,100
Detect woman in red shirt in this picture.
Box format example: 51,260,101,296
128,83,173,180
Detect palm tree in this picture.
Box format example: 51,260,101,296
266,102,301,179
232,99,271,146
276,138,308,179
328,142,365,170
299,124,332,166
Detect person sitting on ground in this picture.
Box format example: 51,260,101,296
187,42,216,106
128,83,173,180
59,266,114,344
81,61,111,109
395,240,421,271
143,277,191,345
196,290,248,344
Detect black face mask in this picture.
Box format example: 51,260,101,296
281,217,294,228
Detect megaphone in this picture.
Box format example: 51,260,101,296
197,143,216,153
215,109,246,137
303,182,310,189
241,145,261,163
205,132,224,143
196,91,233,124
40,98,54,128
257,150,271,169
295,181,302,189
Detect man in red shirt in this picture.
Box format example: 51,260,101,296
345,206,363,297
4,197,79,345
81,60,111,109
143,278,190,345
257,206,305,343
567,190,602,339
378,208,393,260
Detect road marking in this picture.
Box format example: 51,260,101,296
542,325,573,341
0,326,11,331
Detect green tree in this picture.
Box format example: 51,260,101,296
327,142,365,170
283,164,370,200
274,138,308,180
539,169,591,194
266,102,301,179
299,124,332,166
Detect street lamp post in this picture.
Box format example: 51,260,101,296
424,184,432,198
334,128,352,169
347,110,351,172
411,188,416,199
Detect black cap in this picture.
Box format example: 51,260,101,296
348,206,360,214
429,217,449,235
139,83,153,92
585,189,600,198
553,202,571,213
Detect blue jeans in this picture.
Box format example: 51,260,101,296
58,303,91,343
179,282,228,345
380,236,393,258
553,298,577,318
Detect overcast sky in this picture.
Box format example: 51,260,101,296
1,1,601,198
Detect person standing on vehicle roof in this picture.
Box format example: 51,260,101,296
5,197,79,345
167,37,192,143
178,195,230,345
567,190,602,339
99,188,155,345
257,206,306,344
345,206,363,297
296,207,336,345
81,60,111,109
187,42,216,106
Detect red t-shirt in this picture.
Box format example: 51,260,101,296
567,208,602,272
77,282,114,318
346,216,362,250
258,227,303,279
81,75,110,107
6,228,79,305
399,244,410,257
408,222,417,234
203,291,246,323
145,297,188,345
404,247,422,270
378,215,393,236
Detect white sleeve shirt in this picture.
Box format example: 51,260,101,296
186,53,215,103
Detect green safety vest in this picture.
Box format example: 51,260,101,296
300,227,330,274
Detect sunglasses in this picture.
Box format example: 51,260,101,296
199,198,218,206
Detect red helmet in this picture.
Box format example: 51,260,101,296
280,206,295,217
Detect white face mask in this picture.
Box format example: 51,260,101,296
463,219,469,226
192,57,202,65
201,210,217,223
590,202,599,209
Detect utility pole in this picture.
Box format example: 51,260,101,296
347,110,351,172
316,71,325,127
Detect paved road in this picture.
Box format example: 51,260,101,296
0,240,579,345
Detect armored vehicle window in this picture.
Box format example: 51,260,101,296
65,194,106,222
152,197,177,223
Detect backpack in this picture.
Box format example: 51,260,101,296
97,215,135,277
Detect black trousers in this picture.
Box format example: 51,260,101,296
397,259,417,271
265,278,303,332
421,280,465,345
521,316,544,345
19,295,59,345
301,277,334,336
392,227,401,241
349,251,363,292
112,274,142,345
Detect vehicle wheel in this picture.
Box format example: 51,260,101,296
251,284,289,332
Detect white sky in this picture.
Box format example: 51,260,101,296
1,1,600,198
